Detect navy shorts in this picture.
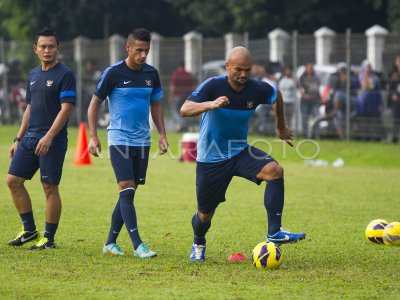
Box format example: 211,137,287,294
109,145,150,185
196,146,277,214
8,136,67,185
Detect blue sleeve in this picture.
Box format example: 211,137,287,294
150,69,163,101
60,69,77,104
259,81,277,105
266,84,277,105
187,77,214,103
94,66,114,100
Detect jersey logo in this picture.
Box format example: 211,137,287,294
123,80,131,84
145,80,152,86
46,80,53,87
246,100,254,109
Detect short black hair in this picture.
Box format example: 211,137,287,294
127,28,151,43
34,27,59,45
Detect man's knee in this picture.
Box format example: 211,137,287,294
270,163,284,178
198,210,214,223
258,162,284,181
118,180,137,190
42,182,59,197
6,174,24,190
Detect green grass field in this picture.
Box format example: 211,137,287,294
0,124,399,299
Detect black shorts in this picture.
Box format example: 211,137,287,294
196,146,276,213
8,136,67,185
109,145,150,185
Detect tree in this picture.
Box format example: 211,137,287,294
0,0,35,41
168,0,388,37
0,0,191,41
0,0,394,41
388,0,400,32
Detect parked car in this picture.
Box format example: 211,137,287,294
202,60,226,80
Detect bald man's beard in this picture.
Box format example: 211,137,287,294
233,76,248,86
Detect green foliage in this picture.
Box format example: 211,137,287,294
0,0,189,41
169,0,389,37
0,0,394,41
0,0,35,40
0,125,399,298
388,0,400,32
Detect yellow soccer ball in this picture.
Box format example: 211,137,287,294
251,241,283,270
382,222,400,246
365,219,389,244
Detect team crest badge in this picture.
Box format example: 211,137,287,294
246,100,254,109
46,80,53,87
145,80,152,86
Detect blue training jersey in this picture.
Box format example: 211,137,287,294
188,75,277,163
95,60,163,146
25,62,76,141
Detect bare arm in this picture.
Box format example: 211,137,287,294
180,96,230,117
35,102,74,156
150,101,169,155
9,104,31,158
273,91,293,147
87,94,102,157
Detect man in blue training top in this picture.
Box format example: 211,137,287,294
6,27,76,250
88,28,168,258
181,46,306,262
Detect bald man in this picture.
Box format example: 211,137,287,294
181,47,306,262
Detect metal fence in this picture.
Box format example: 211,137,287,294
1,31,399,142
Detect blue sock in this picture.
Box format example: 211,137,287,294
264,177,284,235
119,188,142,249
105,199,124,245
192,212,211,245
20,211,36,232
44,222,58,242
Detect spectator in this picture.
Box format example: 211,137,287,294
388,55,400,143
7,59,25,124
262,62,278,88
169,61,196,131
311,89,345,140
250,63,266,81
355,60,384,140
299,63,320,138
82,59,101,123
278,65,296,127
311,65,360,139
258,63,278,131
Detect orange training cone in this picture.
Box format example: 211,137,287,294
74,122,91,166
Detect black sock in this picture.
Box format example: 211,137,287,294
44,222,58,242
20,211,36,232
119,188,142,249
264,178,284,235
105,199,124,245
192,212,211,245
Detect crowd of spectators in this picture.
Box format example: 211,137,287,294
249,56,400,142
1,55,400,142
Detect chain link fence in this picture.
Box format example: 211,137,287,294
1,31,399,142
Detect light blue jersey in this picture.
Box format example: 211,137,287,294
95,61,163,146
188,76,276,163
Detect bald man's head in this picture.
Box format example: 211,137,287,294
227,46,252,65
225,47,252,91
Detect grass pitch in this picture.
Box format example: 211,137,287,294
0,125,399,299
